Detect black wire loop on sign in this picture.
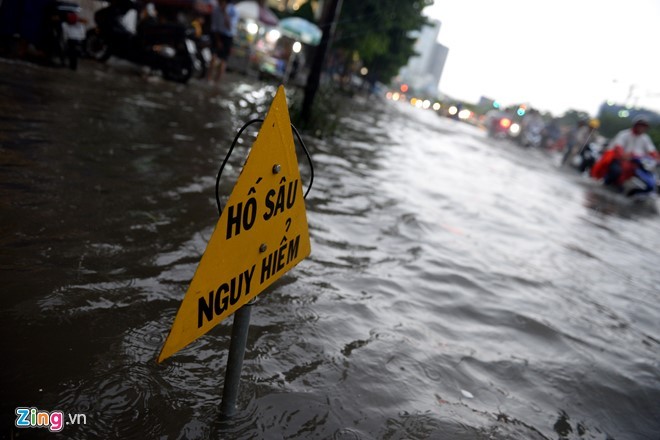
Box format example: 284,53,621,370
215,118,315,216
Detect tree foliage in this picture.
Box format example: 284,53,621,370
596,112,631,139
333,0,432,82
597,111,660,150
557,109,590,127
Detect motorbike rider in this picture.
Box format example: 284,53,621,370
520,109,545,147
562,118,592,165
541,118,562,150
485,107,515,137
591,115,658,188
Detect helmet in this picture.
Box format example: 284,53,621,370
632,115,650,126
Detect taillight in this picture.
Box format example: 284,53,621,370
499,118,511,128
66,12,78,25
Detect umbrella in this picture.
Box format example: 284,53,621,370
279,17,322,46
235,1,279,26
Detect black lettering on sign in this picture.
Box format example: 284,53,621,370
263,179,298,221
260,234,301,284
287,235,300,264
197,265,256,327
214,283,230,315
226,197,258,239
198,294,214,329
276,240,286,272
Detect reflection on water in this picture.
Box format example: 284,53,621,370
1,59,659,440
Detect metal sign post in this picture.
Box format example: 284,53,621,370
219,299,254,418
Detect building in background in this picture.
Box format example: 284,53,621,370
398,19,448,97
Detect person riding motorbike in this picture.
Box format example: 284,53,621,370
541,118,562,150
520,109,545,148
485,108,518,138
590,115,658,195
569,119,601,172
562,118,593,165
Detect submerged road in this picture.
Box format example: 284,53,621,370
1,59,659,439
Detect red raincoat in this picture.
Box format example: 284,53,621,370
590,145,637,184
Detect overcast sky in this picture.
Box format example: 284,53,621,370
424,0,660,116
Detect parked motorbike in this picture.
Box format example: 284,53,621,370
84,2,196,83
189,17,212,79
43,1,85,69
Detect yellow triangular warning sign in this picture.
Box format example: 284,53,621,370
158,86,311,362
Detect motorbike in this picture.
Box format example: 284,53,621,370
43,1,85,69
591,147,658,198
84,2,196,83
570,142,602,173
622,157,657,197
540,123,562,150
188,17,213,79
520,123,543,148
487,114,521,140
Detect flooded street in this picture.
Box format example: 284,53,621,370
1,59,659,439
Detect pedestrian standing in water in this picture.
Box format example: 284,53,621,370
207,0,238,84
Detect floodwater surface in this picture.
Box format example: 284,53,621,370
1,59,659,440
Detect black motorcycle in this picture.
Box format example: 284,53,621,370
192,33,212,79
84,2,195,83
187,16,213,79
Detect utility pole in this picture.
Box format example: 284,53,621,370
301,0,343,125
